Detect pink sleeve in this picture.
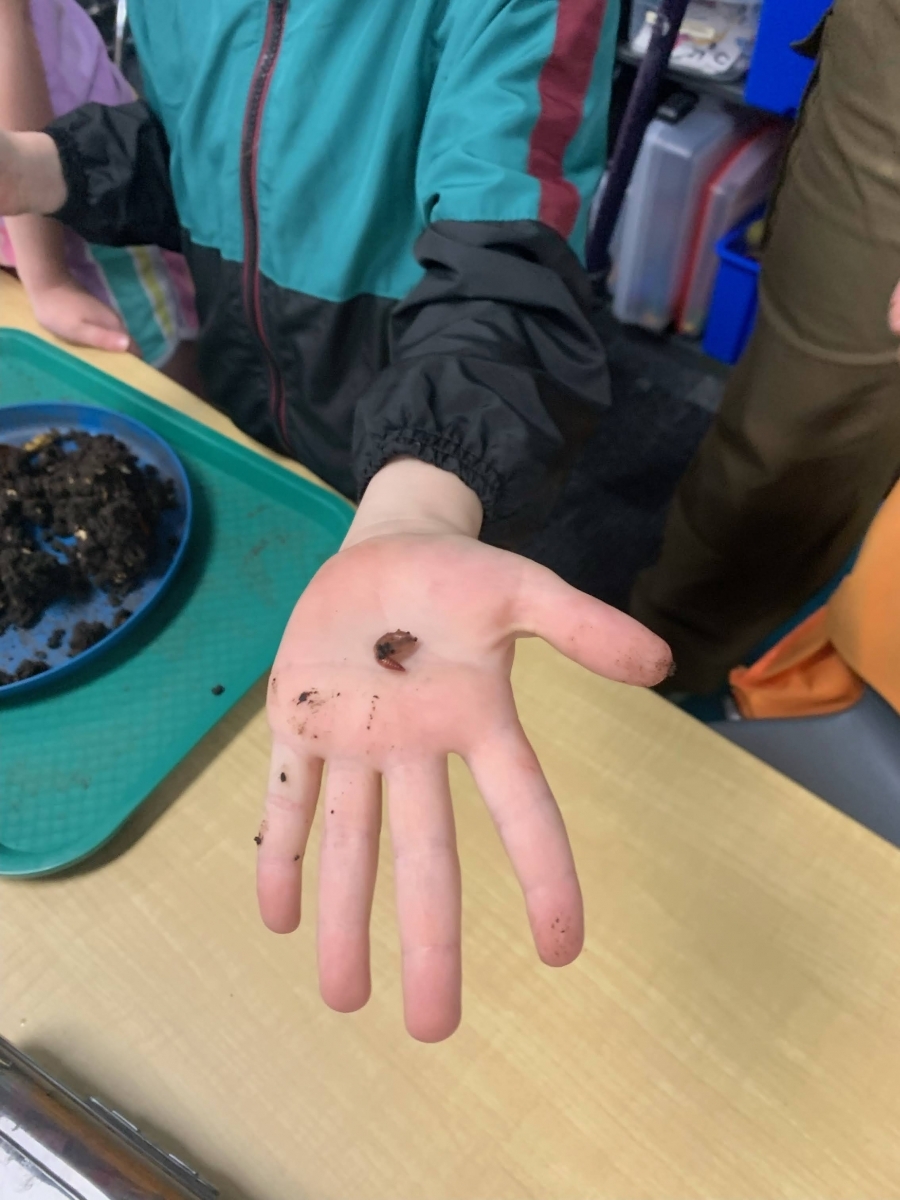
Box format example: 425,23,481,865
28,0,135,118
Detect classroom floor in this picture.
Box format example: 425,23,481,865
524,302,728,611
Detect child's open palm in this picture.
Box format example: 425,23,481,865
262,526,672,1042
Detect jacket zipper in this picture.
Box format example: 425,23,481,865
240,0,290,449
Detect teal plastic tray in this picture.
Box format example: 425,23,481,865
0,330,353,876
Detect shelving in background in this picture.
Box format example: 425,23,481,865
601,0,830,365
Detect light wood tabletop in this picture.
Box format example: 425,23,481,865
3,272,900,1200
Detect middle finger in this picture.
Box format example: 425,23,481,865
386,756,462,1043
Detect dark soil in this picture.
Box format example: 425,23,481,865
0,657,50,686
68,619,111,656
0,429,176,685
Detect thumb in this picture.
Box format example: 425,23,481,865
514,560,673,687
75,317,131,353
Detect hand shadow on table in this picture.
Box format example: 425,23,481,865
16,1041,266,1200
49,673,268,880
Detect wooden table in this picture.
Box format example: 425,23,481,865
3,273,900,1200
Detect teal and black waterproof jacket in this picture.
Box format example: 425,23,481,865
48,0,618,537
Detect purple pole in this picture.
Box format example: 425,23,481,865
587,0,692,275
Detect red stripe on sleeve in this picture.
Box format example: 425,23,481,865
526,0,609,238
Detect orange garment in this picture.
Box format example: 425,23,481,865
729,479,900,718
828,479,900,715
729,608,864,718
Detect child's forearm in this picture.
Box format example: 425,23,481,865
0,0,53,126
0,0,70,290
6,205,70,292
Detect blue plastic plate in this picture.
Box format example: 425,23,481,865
0,402,192,698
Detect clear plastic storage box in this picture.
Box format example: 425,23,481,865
629,0,763,82
675,122,786,335
611,98,754,332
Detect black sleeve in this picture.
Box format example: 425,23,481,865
44,101,181,252
352,220,610,545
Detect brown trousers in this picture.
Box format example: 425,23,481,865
630,0,900,694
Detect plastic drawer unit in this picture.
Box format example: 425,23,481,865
611,98,749,333
676,122,786,336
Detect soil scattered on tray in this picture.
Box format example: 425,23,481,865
0,430,176,685
211,683,225,696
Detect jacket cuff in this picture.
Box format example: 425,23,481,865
356,427,503,518
44,123,88,226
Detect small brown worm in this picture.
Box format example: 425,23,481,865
374,630,418,672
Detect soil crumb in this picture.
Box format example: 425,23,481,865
69,620,111,656
211,683,225,696
0,657,51,685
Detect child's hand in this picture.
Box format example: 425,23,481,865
0,129,128,353
28,276,136,354
260,461,672,1041
0,129,67,217
890,279,900,340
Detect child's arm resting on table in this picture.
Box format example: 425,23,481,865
0,0,132,351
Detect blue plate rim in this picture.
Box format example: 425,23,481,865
0,401,193,700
